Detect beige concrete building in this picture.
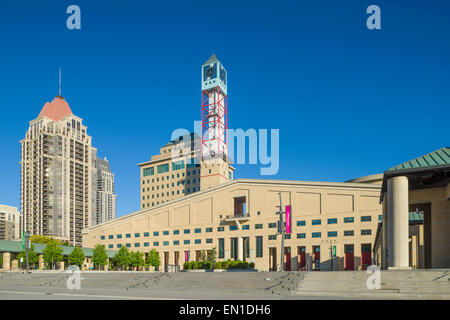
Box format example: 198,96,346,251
138,133,234,210
83,178,381,271
20,95,97,246
377,147,450,269
0,205,21,240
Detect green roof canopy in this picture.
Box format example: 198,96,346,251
0,240,117,258
388,147,450,172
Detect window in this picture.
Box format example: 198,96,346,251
117,234,122,239
195,239,201,244
153,242,159,246
361,229,372,235
219,238,225,258
378,215,383,221
344,230,354,236
312,219,321,225
268,223,277,228
153,231,159,236
312,232,321,238
144,232,149,237
229,225,238,231
100,235,105,240
361,216,372,222
242,225,250,230
206,239,213,244
117,244,122,248
126,234,131,238
344,217,354,223
173,230,180,235
297,233,306,239
163,241,169,246
143,167,154,177
108,244,113,249
157,163,169,174
195,228,201,234
144,242,149,247
327,218,337,224
184,229,190,234
328,231,337,237
217,227,224,232
135,233,140,238
108,235,113,239
256,236,263,257
163,231,169,236
297,220,306,226
268,235,277,240
255,224,263,229
184,240,190,245
126,243,131,248
284,234,291,239
173,240,179,245
206,227,213,233
134,243,140,247
172,160,185,171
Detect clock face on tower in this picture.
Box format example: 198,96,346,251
206,67,215,77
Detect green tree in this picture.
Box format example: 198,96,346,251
112,246,131,270
17,244,39,269
43,241,63,270
0,253,3,268
208,247,217,268
68,246,85,267
200,250,207,262
146,249,161,270
92,244,108,270
30,235,63,245
130,251,145,271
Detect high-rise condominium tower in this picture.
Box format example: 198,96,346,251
93,156,117,225
20,95,105,245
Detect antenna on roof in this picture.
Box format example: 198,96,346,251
58,67,62,97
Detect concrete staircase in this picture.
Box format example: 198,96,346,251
293,270,450,299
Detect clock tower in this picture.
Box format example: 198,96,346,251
200,54,234,190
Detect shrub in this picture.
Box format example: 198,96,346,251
183,262,189,270
249,262,255,269
203,261,212,269
214,261,222,269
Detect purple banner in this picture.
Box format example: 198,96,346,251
185,251,189,262
285,205,292,234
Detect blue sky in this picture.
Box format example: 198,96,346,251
0,0,449,217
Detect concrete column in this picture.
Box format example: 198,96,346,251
11,259,19,271
2,252,11,271
387,176,410,269
38,254,44,270
59,261,65,271
238,237,244,261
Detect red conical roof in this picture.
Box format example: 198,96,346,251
38,96,72,121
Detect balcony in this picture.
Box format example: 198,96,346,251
224,213,250,222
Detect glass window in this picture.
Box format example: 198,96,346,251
256,236,263,258
144,242,149,247
195,239,201,244
126,234,131,238
297,220,306,226
361,229,372,235
153,231,159,236
157,163,169,174
206,239,213,244
242,225,250,230
143,167,154,177
327,218,337,224
312,219,321,225
255,224,263,229
194,228,201,233
297,233,306,239
219,238,225,258
173,230,180,235
312,232,321,238
229,225,238,231
134,243,140,247
117,234,122,239
184,229,190,234
125,243,131,248
361,216,372,222
344,217,354,223
344,230,354,236
100,235,105,240
135,233,140,238
184,240,190,245
268,223,277,228
163,231,169,236
108,244,113,249
206,227,213,233
173,240,179,245
144,232,149,237
117,244,122,248
268,235,277,240
217,227,224,232
163,241,169,246
153,242,159,246
108,235,113,239
328,231,337,237
172,160,185,171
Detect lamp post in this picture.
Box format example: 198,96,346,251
321,239,337,271
276,193,285,272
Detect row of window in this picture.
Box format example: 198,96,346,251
296,215,380,226
100,227,217,240
108,238,214,249
291,229,372,239
142,159,200,178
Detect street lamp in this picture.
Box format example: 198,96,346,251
276,193,285,272
321,239,337,271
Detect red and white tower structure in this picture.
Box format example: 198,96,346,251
200,54,234,190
